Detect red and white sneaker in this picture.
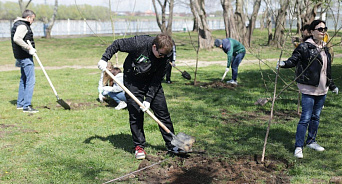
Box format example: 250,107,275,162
135,146,146,160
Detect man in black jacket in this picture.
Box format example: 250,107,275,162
98,34,180,159
11,9,38,113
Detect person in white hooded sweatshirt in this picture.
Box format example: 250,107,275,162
98,67,127,110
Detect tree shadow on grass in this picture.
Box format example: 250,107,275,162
83,133,165,153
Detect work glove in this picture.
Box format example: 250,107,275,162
103,86,114,93
225,67,229,72
99,93,105,103
276,61,285,70
29,48,36,55
332,87,339,95
98,59,107,71
140,101,150,112
171,61,176,67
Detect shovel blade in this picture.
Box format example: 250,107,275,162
57,99,71,110
182,71,191,80
171,132,195,152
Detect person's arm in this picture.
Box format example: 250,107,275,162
226,41,234,68
281,43,304,68
13,25,31,50
101,36,140,62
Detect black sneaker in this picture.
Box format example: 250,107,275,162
23,106,39,113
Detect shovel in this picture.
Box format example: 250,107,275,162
169,62,191,80
104,68,195,152
27,41,70,110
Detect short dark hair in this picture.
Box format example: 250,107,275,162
301,24,310,31
22,9,36,18
153,33,173,54
309,20,326,31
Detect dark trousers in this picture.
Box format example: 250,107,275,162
125,84,174,149
165,63,172,82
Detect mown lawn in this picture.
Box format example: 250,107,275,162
0,30,342,183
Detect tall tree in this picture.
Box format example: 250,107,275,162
270,0,290,48
220,0,261,47
220,0,237,38
42,0,58,39
190,0,212,49
18,0,32,13
152,0,175,35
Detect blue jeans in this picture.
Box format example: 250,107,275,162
103,91,126,104
295,93,326,148
17,57,35,108
230,51,245,81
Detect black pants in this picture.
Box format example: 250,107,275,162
125,84,174,149
165,63,172,82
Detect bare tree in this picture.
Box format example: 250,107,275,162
190,0,213,49
152,0,175,35
18,0,32,13
42,0,58,39
270,0,290,48
220,0,237,38
220,0,261,47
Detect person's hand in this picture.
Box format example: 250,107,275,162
276,61,285,70
98,60,107,71
29,48,36,55
140,101,150,112
332,87,339,95
171,61,176,67
103,86,113,92
225,67,229,72
99,93,105,103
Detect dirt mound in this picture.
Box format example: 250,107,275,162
125,153,290,184
187,81,237,89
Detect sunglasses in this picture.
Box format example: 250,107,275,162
156,47,172,57
314,27,328,32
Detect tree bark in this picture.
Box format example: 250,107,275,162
18,0,32,13
190,0,212,49
246,0,261,47
271,0,290,48
43,0,58,39
220,0,237,38
152,0,174,35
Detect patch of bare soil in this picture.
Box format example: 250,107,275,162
187,81,237,89
129,153,290,184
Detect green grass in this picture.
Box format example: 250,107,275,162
1,30,342,183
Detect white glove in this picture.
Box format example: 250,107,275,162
171,61,176,67
103,86,114,92
98,60,107,71
140,101,150,112
332,87,339,95
99,93,105,103
29,48,36,55
276,61,285,70
225,68,229,72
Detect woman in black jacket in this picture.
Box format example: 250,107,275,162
279,20,338,159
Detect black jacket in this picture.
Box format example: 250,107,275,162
11,20,35,59
101,35,171,103
281,41,336,91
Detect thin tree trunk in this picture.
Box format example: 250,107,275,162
152,0,174,35
44,0,58,39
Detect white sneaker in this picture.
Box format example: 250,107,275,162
306,142,325,151
115,101,127,110
294,147,303,158
227,80,237,85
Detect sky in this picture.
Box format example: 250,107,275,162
1,0,206,13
